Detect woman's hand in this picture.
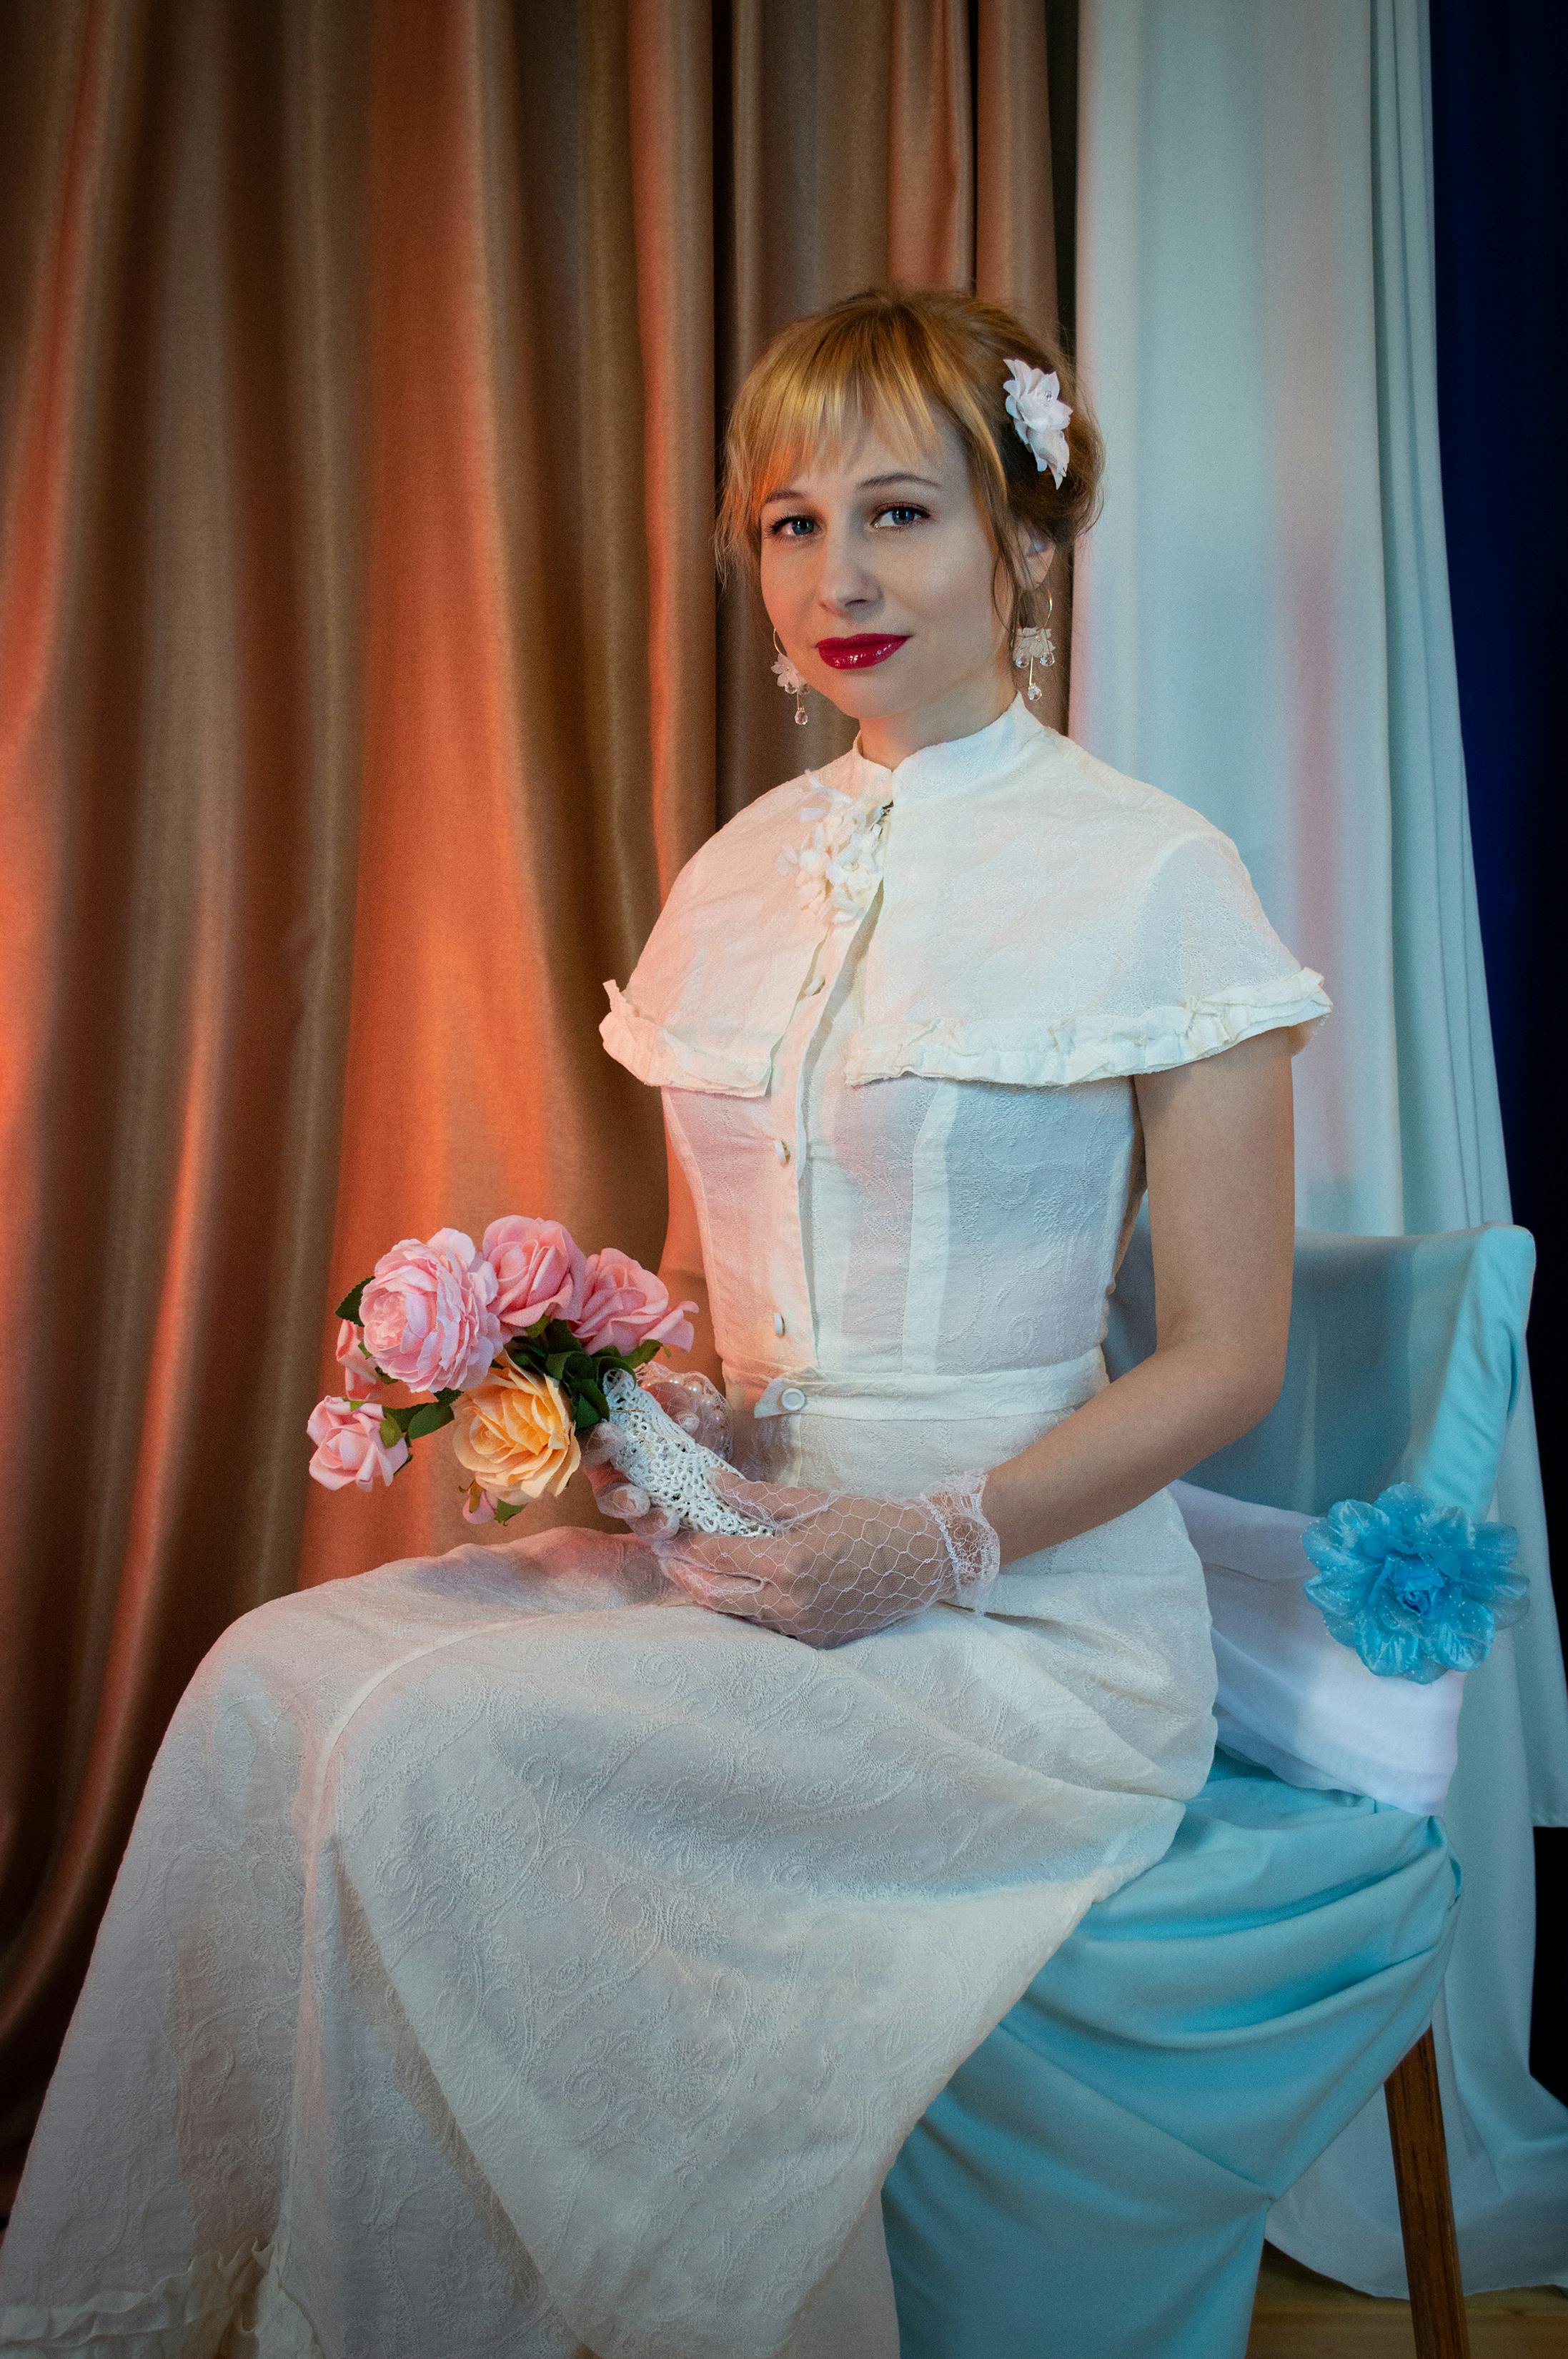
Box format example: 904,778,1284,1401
651,1468,1000,1648
641,1365,733,1456
580,1368,735,1540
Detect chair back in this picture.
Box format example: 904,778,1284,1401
1104,1220,1534,1519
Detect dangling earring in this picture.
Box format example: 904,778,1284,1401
772,630,810,727
1011,592,1056,703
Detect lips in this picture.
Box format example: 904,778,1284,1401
813,634,910,670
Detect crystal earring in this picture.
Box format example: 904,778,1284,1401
772,630,810,727
1011,592,1056,703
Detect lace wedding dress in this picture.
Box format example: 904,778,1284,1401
0,701,1329,2359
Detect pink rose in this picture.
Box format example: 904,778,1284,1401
572,1247,696,1358
334,1319,384,1398
307,1396,409,1491
359,1228,504,1394
481,1215,586,1337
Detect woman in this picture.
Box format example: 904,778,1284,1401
0,289,1328,2359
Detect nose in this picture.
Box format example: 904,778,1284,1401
813,520,883,620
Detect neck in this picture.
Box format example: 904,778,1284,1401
854,656,1015,771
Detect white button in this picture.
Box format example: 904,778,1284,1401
774,1138,790,1164
773,1311,787,1335
779,1385,808,1412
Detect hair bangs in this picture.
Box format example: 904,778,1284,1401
750,346,946,509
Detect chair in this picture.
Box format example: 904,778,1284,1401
1156,1221,1533,2359
883,1220,1535,2359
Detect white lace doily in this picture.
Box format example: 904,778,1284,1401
602,1368,772,1535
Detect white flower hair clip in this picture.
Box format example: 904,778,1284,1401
1003,358,1071,488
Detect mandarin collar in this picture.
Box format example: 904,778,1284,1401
844,693,1048,806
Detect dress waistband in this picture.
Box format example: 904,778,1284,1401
729,1345,1106,1423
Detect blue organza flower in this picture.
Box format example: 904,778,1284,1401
1301,1483,1527,1682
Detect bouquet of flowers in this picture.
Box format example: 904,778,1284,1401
307,1217,768,1535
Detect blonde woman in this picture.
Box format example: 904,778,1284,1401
0,290,1328,2359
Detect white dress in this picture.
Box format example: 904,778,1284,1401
0,700,1329,2359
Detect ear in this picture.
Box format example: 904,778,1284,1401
1021,530,1056,591
1006,520,1055,593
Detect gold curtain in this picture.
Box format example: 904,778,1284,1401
0,0,1073,2195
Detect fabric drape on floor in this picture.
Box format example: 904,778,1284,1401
1071,0,1568,2295
0,0,1073,2205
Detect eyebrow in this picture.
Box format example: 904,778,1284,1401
760,470,942,505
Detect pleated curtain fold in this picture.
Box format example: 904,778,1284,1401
0,0,1073,2197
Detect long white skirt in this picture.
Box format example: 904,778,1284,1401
0,1380,1216,2359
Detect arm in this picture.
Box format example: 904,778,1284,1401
980,1027,1295,1563
655,1114,723,1388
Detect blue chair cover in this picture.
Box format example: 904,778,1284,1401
884,1222,1531,2355
1105,1219,1534,1521
884,1758,1457,2358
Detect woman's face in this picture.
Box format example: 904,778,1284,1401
758,410,1039,766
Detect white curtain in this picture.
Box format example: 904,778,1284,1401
1073,0,1568,2295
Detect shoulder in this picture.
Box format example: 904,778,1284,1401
1030,730,1248,878
853,725,1330,1087
929,725,1261,934
599,758,838,1094
665,759,848,902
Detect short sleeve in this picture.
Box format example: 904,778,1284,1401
1106,826,1331,1072
843,815,1331,1092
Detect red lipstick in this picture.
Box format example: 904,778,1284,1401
813,633,910,670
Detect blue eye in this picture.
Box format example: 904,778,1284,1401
766,513,817,539
871,504,928,529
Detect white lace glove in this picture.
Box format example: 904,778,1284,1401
649,1468,1001,1647
581,1369,735,1540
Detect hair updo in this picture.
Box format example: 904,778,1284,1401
716,285,1103,634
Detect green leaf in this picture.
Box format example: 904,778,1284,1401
334,1280,369,1324
406,1400,455,1440
580,1380,608,1420
545,1351,571,1382
495,1498,524,1523
434,1387,462,1407
626,1340,661,1368
379,1413,404,1448
573,1400,602,1432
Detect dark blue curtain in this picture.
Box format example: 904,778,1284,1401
1428,0,1567,2106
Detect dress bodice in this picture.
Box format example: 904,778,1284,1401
663,891,1144,1395
602,697,1329,1438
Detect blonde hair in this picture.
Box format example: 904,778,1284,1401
716,286,1103,633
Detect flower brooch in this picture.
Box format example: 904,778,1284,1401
1301,1482,1527,1683
1003,357,1072,488
777,778,891,924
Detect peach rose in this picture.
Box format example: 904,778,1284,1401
452,1361,582,1505
359,1228,504,1395
573,1248,696,1358
307,1396,409,1491
334,1319,384,1398
481,1215,586,1337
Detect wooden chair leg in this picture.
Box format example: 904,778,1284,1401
1384,2025,1471,2359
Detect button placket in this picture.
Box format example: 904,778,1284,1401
760,911,859,1364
